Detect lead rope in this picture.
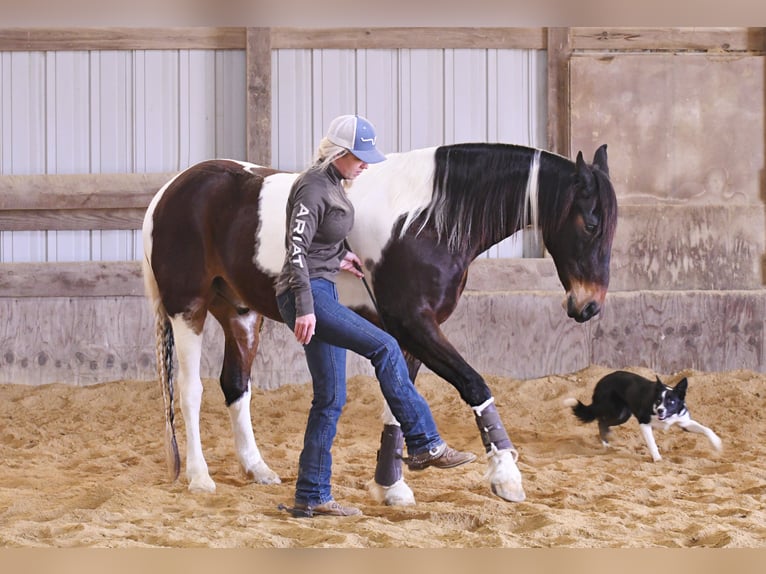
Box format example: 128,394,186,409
343,238,385,328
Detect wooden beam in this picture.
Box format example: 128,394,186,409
547,27,571,158
0,28,246,51
270,27,546,50
0,173,175,211
0,261,144,297
570,27,766,52
246,28,273,167
0,209,146,231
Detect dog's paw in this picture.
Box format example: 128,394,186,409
710,434,723,451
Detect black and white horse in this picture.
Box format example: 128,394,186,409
141,142,618,504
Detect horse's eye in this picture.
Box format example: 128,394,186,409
584,223,597,235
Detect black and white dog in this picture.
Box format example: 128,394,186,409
564,370,722,462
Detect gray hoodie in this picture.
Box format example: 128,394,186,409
275,163,354,316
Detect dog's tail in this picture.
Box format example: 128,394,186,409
563,397,597,423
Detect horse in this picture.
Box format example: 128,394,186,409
141,142,618,504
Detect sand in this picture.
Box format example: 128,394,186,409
1,365,764,548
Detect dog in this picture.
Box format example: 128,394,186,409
564,370,722,462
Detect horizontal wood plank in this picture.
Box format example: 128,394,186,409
0,172,175,211
3,290,765,386
0,209,146,231
570,27,765,52
0,27,246,51
270,27,547,50
0,261,144,297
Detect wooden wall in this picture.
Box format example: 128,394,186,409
1,27,765,386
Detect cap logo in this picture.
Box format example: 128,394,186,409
359,136,376,144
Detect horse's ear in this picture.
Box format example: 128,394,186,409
575,150,595,191
593,144,609,176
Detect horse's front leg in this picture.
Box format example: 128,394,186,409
471,396,524,501
368,401,415,505
368,354,421,505
213,305,280,486
394,318,526,503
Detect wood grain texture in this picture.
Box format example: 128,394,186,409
270,27,546,50
3,290,766,386
0,262,144,297
246,28,272,167
546,27,571,157
592,291,766,373
0,28,246,51
570,27,766,52
0,173,175,210
0,209,146,231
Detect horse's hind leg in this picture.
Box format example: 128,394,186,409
209,301,280,485
169,315,216,493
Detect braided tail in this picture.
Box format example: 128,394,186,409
155,309,180,481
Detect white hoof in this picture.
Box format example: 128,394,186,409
367,478,416,506
247,460,282,485
486,447,525,502
188,473,216,493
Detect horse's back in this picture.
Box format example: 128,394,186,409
144,159,294,319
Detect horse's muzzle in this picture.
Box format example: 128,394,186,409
564,287,604,323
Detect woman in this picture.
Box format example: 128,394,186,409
275,114,476,517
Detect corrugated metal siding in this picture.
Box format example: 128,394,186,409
0,49,247,263
1,47,546,263
272,47,547,257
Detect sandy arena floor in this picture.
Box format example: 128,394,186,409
1,365,764,548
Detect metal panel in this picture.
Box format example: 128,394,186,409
270,46,547,259
2,45,545,262
0,48,247,263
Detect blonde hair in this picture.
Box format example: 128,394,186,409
315,137,347,169
314,137,354,190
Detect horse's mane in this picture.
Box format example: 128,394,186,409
399,142,617,256
402,143,543,253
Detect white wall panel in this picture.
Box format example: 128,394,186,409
271,47,547,259
2,45,544,262
272,49,314,171
1,49,247,263
214,50,247,161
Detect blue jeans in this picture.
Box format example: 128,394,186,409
277,278,443,506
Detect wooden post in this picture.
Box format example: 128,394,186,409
546,27,571,158
246,28,272,167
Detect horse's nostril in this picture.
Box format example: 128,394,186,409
582,301,600,321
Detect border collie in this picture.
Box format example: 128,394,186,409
564,370,722,462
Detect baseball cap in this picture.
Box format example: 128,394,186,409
326,115,387,164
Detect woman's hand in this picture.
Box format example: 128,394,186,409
340,251,365,278
294,313,316,345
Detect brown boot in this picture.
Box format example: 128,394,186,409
292,499,362,517
404,443,477,471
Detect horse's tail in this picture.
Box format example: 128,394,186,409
563,397,597,423
156,310,181,481
142,249,181,482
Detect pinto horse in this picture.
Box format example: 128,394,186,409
141,142,617,504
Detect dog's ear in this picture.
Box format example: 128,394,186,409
674,377,688,400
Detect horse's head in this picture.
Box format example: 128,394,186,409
542,144,618,323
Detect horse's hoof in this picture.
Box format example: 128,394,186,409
367,478,416,506
188,475,217,493
248,460,282,485
486,448,526,503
